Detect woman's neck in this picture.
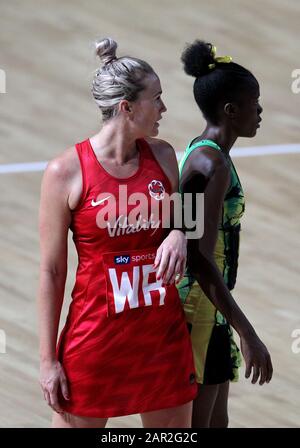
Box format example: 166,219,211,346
199,123,238,155
90,121,139,165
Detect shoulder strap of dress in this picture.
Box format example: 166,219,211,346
72,139,90,211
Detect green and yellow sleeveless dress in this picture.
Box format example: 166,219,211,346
177,139,244,385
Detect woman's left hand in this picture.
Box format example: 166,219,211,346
240,333,273,385
154,230,187,285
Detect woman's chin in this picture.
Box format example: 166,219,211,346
150,127,159,137
241,128,258,138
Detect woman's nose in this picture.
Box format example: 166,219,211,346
161,100,167,113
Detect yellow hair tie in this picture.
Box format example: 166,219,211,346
208,45,232,70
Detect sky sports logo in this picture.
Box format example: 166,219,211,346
115,255,131,265
114,252,156,265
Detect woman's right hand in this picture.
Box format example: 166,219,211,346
240,333,273,385
39,360,70,414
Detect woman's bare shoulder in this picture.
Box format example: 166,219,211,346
144,137,178,191
44,146,80,183
184,145,230,179
41,146,83,210
145,137,175,160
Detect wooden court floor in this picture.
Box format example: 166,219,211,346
0,0,299,427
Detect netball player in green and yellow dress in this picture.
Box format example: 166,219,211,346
177,40,273,427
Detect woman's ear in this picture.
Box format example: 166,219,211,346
224,102,237,118
119,100,132,114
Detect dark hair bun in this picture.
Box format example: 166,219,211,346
181,40,215,78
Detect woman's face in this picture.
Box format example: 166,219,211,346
130,74,167,137
232,87,263,138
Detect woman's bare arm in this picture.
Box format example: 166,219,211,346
38,150,78,412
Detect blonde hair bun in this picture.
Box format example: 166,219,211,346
95,38,117,65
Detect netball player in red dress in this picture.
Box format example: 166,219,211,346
38,38,197,428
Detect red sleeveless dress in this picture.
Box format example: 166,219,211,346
57,138,197,418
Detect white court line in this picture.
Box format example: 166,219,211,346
0,161,48,174
178,143,300,160
0,144,299,174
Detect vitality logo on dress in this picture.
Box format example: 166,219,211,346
148,180,165,200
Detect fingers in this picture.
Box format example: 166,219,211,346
247,353,273,386
154,230,187,284
153,246,162,270
49,384,64,414
43,389,51,406
245,360,252,380
162,254,176,285
259,353,273,385
60,373,70,401
242,337,273,386
169,258,182,286
157,249,185,285
251,365,259,384
266,355,273,383
175,259,186,284
172,257,187,285
155,246,186,285
258,364,267,385
41,376,68,414
42,384,64,414
155,250,170,282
